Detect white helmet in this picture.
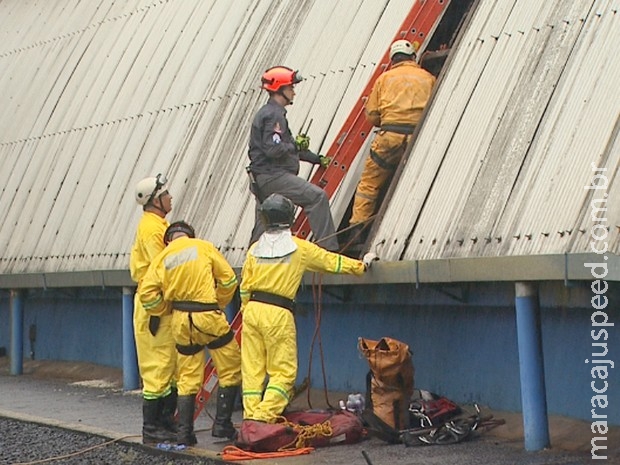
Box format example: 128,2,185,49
390,39,416,60
135,173,168,206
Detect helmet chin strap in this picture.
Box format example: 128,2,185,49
147,197,169,216
278,89,293,105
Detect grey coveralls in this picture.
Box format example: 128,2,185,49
247,98,338,251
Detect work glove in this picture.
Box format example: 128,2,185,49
295,133,311,151
319,155,332,169
362,252,379,271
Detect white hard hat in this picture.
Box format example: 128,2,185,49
135,173,168,205
390,39,416,60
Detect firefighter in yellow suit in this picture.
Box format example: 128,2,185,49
129,174,177,444
350,39,436,236
139,221,241,445
239,194,378,425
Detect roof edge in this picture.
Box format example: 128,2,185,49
0,253,617,289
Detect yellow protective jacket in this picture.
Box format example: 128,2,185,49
139,237,239,316
365,61,436,128
129,212,169,283
240,236,365,305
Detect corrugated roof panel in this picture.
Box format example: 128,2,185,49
1,0,427,277
373,0,620,263
8,0,616,283
439,2,590,256
493,1,620,257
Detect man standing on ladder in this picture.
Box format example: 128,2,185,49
130,174,177,444
349,40,436,243
247,66,337,251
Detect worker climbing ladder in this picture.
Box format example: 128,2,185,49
293,0,450,240
193,0,451,421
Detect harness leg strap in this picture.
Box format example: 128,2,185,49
176,343,204,356
206,329,234,350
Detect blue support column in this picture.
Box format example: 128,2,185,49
10,290,24,375
122,287,140,391
515,282,550,451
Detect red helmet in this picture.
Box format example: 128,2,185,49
261,66,303,92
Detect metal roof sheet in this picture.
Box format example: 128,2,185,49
372,0,620,262
0,0,417,277
2,0,618,287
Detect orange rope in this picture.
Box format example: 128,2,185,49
221,445,314,461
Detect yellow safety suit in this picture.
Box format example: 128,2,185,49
129,212,176,399
350,60,435,225
139,236,241,396
239,236,365,422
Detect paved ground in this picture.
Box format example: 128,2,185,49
0,359,617,464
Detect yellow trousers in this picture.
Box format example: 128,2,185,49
350,131,410,225
133,294,177,399
171,310,241,396
241,302,297,423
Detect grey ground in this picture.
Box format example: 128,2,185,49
0,359,617,465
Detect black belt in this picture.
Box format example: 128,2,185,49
380,124,416,135
172,301,219,312
250,291,295,312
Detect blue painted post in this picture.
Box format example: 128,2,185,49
10,290,24,375
122,287,140,391
515,282,550,451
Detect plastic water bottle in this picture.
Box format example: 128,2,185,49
345,393,365,414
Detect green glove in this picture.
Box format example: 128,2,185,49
295,133,311,151
319,155,332,169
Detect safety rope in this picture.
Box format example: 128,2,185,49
277,417,334,450
315,274,334,409
221,417,333,460
221,445,314,461
302,215,380,412
306,273,334,409
313,214,377,254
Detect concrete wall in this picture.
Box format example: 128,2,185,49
0,281,617,425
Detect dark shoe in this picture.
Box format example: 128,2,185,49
160,388,178,434
177,395,197,446
212,385,240,439
142,398,176,444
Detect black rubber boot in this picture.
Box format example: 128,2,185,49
212,385,239,439
160,388,178,434
177,395,197,446
142,398,176,444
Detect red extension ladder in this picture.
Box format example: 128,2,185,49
193,0,450,421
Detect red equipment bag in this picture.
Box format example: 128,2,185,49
235,410,364,452
409,390,461,427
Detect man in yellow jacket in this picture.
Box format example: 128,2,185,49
129,173,177,444
139,221,241,445
239,194,378,425
350,39,436,240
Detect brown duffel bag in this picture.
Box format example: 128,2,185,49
359,337,414,431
